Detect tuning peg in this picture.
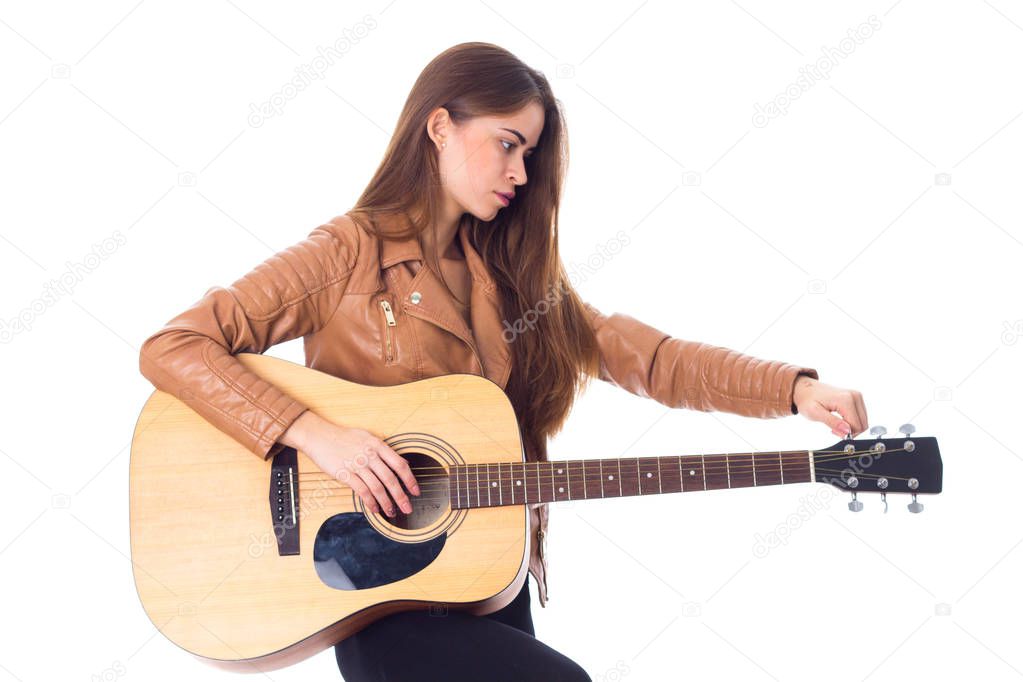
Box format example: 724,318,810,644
870,425,887,439
907,493,924,514
899,423,916,437
880,492,888,513
848,492,863,512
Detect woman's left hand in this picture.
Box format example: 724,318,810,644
792,375,868,438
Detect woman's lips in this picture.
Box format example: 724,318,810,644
495,192,510,206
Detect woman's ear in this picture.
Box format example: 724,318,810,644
426,106,451,151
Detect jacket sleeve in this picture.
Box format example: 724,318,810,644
138,217,360,460
582,301,819,418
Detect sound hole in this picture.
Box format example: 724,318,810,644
311,452,451,591
388,451,450,530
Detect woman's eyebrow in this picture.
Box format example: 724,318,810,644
499,127,537,150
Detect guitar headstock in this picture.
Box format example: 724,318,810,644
813,423,942,513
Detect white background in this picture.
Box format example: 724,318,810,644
2,1,1021,680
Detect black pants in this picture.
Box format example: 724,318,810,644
334,574,590,681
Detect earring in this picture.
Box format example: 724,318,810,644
441,142,446,149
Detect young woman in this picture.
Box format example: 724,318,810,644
139,42,868,681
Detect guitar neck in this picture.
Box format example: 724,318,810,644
448,450,817,509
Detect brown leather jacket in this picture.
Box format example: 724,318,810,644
138,210,819,608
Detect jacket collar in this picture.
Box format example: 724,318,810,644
371,211,512,389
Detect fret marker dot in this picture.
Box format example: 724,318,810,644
689,470,695,476
646,472,652,478
491,482,497,487
515,480,521,486
557,468,563,474
558,486,564,493
608,474,614,480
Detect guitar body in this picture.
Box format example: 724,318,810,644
129,353,530,672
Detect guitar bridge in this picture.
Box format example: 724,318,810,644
269,447,300,556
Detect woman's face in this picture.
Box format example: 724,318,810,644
434,101,544,221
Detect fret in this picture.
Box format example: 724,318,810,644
517,461,526,502
680,455,705,492
552,462,560,505
547,462,554,503
701,454,707,489
546,461,553,503
638,457,659,496
779,452,785,485
511,462,523,504
704,454,729,490
536,462,544,504
475,464,481,508
751,452,757,487
659,456,682,494
542,461,550,504
453,465,461,508
729,452,755,489
726,454,731,488
533,461,541,503
524,462,533,503
599,460,604,498
565,461,572,501
613,458,630,496
781,451,812,484
498,462,507,506
584,459,601,499
757,451,783,486
486,463,492,506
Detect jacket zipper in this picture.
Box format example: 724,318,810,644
379,299,396,363
537,526,549,600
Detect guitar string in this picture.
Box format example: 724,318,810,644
283,452,912,503
289,464,916,509
290,446,891,481
289,447,907,487
290,460,909,498
290,446,882,480
291,469,914,503
293,472,914,510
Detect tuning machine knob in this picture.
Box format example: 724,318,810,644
899,423,916,437
870,425,887,439
848,492,863,512
907,493,924,514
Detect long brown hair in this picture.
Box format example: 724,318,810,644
349,42,601,463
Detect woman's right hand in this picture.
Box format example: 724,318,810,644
286,412,420,517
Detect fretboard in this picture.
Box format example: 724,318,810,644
448,452,816,509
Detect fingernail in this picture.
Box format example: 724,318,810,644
412,484,421,495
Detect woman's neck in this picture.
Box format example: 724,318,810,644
415,199,464,261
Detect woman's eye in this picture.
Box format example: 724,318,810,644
501,140,515,152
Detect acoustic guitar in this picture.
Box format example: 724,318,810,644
129,352,943,672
